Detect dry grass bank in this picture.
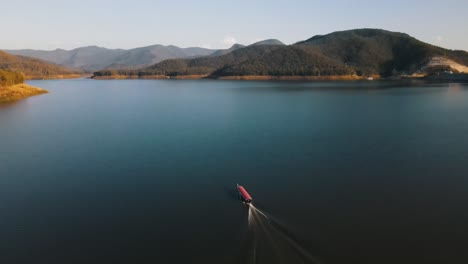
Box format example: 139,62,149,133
0,84,48,103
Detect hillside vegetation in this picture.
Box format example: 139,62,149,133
297,29,468,76
93,29,468,79
0,69,24,86
0,50,81,79
95,45,353,78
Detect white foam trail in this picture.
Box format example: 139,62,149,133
247,203,323,264
249,204,269,220
248,205,257,264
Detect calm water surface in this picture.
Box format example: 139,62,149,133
1,79,468,264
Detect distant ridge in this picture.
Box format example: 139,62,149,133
5,45,217,72
4,40,285,72
249,39,285,46
209,44,245,57
0,50,82,79
93,29,468,79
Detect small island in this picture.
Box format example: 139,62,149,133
0,70,47,103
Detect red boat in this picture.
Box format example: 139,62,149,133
237,184,253,203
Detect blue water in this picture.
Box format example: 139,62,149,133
1,79,468,264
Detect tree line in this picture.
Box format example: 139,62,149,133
0,70,24,87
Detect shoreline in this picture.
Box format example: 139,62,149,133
0,84,48,103
91,73,468,82
26,74,90,80
216,75,377,81
92,74,380,81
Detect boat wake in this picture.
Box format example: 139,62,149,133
246,204,322,264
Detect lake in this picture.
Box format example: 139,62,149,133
1,79,468,264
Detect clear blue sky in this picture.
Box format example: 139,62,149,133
1,0,467,51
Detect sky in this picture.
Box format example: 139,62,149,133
1,0,467,51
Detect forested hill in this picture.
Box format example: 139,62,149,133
0,50,81,79
142,45,352,77
93,29,468,79
297,29,468,76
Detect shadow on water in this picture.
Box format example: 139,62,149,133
245,204,323,264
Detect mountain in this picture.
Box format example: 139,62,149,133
93,29,468,79
4,46,126,73
0,50,81,79
249,39,285,46
5,45,217,72
105,45,215,69
208,39,284,57
296,28,468,76
209,44,245,57
95,45,351,78
3,40,287,72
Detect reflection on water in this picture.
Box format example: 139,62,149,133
448,83,463,94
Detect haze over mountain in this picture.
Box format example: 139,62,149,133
4,40,286,72
4,45,218,72
93,29,468,79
